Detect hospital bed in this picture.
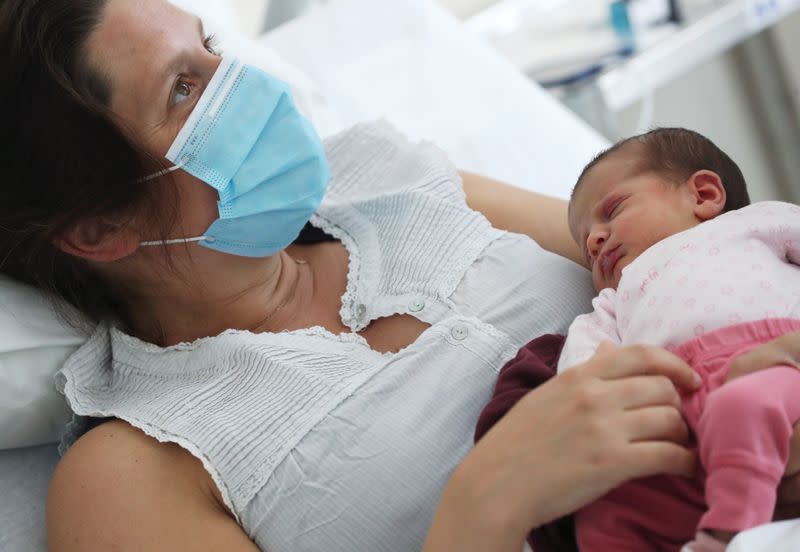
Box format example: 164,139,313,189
0,0,797,550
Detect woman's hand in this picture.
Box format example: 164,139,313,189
726,331,800,382
424,343,702,552
726,330,800,520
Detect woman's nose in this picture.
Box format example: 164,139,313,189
202,55,223,81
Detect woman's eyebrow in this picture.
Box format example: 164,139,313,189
196,15,205,39
152,16,206,98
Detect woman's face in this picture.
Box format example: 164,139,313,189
84,0,223,243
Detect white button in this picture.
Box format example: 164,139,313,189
205,237,217,243
451,325,469,341
409,298,426,313
355,304,367,318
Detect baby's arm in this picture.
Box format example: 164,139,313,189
557,288,622,372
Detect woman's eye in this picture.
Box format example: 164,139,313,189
171,81,192,105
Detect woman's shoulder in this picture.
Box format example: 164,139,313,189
47,419,249,551
53,418,193,467
49,419,208,508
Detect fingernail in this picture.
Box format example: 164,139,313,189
692,372,703,387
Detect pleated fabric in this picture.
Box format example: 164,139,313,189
58,121,594,551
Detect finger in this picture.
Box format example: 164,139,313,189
626,442,697,479
727,345,800,383
596,341,617,356
589,345,701,391
726,354,756,383
614,376,682,410
726,351,774,383
623,407,690,445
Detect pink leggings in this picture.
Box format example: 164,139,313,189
575,319,800,551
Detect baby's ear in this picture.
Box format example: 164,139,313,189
685,170,726,221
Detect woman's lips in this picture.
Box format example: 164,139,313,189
598,246,622,279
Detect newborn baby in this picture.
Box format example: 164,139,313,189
558,128,800,551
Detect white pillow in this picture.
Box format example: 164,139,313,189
0,2,332,450
0,277,87,449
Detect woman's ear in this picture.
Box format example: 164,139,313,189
685,170,727,221
57,217,140,262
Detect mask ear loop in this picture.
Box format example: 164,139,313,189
137,156,217,247
138,157,189,183
139,236,215,246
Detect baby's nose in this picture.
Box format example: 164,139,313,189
587,231,606,258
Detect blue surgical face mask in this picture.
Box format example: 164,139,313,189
140,56,329,257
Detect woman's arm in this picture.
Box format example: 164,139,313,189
47,420,261,552
460,171,583,265
425,343,702,551
727,330,800,518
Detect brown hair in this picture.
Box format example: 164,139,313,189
0,0,176,329
574,128,751,213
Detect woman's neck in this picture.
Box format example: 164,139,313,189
127,251,315,346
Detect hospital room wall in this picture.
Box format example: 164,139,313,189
773,12,800,120
614,52,779,202
613,12,800,203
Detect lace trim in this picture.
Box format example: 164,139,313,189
57,356,240,523
309,211,366,332
56,411,88,456
287,325,387,354
111,325,249,354
468,318,522,370
111,322,375,355
315,125,503,331
56,355,241,522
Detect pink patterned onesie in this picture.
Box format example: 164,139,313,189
557,201,800,551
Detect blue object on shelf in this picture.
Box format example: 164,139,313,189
610,1,633,45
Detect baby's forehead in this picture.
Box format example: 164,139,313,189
574,146,648,199
569,148,647,226
567,185,595,235
570,158,618,211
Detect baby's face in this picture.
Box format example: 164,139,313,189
568,149,700,292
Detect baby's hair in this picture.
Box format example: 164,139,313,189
573,128,751,213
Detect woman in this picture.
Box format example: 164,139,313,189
0,1,797,550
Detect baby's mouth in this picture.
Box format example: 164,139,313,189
598,246,622,278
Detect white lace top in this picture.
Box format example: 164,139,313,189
57,122,594,551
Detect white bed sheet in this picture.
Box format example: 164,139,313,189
2,1,795,550
0,445,59,551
